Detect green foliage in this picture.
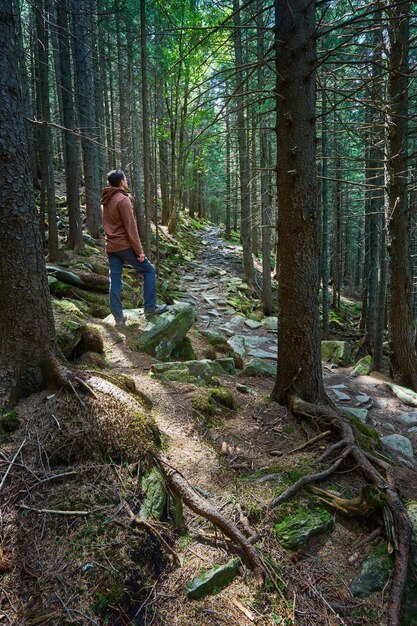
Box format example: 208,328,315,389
0,410,20,434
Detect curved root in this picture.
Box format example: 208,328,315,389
273,395,412,626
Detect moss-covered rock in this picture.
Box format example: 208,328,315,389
77,324,104,354
170,336,196,361
118,303,195,361
349,545,393,598
151,359,233,385
321,340,352,366
139,468,167,521
274,507,333,550
0,410,20,433
200,329,229,347
241,358,277,378
351,355,372,377
186,558,241,599
192,386,237,416
52,298,86,356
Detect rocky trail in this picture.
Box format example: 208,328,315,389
3,224,417,625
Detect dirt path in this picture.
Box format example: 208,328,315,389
97,225,417,625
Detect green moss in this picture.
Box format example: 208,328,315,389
191,386,236,417
274,506,333,550
0,410,20,433
92,580,125,614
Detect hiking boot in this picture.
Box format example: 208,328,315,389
114,314,127,327
144,304,168,317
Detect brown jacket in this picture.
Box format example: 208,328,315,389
101,187,144,256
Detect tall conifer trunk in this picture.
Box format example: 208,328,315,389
272,0,325,404
385,1,417,389
0,0,61,408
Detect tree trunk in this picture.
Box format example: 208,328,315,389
71,0,101,239
35,0,59,260
0,0,60,408
140,0,152,253
56,0,83,251
321,80,330,339
232,0,256,287
385,1,417,389
272,0,325,405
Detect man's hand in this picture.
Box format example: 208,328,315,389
137,253,146,263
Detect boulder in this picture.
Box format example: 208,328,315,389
244,319,262,329
200,330,228,347
227,335,246,368
105,303,196,361
186,558,241,599
151,358,235,384
349,547,393,598
248,348,277,360
274,507,333,550
241,358,277,378
386,382,417,408
263,316,278,331
139,468,166,521
342,407,369,423
52,299,86,357
381,434,414,459
321,340,352,366
392,412,417,427
350,355,372,377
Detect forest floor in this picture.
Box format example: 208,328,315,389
2,224,417,626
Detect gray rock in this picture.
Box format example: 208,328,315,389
241,358,277,378
244,335,267,348
263,316,278,330
342,407,369,423
356,394,371,405
207,309,220,317
409,427,417,434
392,412,417,427
349,548,393,598
186,558,241,599
244,319,263,329
382,423,396,433
381,434,414,459
218,326,235,337
248,349,277,360
332,389,351,401
330,384,348,389
373,398,388,409
227,335,246,363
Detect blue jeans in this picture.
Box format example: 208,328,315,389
108,248,156,320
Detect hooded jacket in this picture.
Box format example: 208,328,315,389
101,187,144,257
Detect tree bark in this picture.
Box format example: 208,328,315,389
56,0,83,251
0,0,61,408
232,0,256,287
385,1,417,389
272,0,325,405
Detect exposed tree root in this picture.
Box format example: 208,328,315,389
269,395,412,626
158,457,264,583
307,485,382,517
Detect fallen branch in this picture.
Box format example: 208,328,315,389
0,439,26,494
18,504,90,516
159,457,264,583
288,430,332,454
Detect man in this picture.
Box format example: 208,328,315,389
101,169,167,325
